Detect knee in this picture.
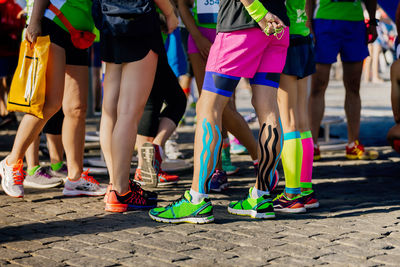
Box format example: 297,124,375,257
43,100,62,119
63,101,87,119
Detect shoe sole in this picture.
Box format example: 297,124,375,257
105,203,157,213
149,213,214,224
140,143,158,187
346,152,378,160
23,180,63,189
157,180,179,187
305,201,320,209
273,207,307,213
227,207,275,219
210,183,229,192
62,189,106,197
0,162,24,198
224,168,239,176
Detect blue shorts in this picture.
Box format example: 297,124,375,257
313,19,369,64
282,35,316,79
165,28,187,77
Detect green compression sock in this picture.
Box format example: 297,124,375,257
28,165,40,176
51,161,64,171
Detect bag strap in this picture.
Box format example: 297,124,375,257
48,3,78,34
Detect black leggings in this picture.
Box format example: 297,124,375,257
137,56,187,137
43,109,64,135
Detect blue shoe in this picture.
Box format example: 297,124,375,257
210,170,228,192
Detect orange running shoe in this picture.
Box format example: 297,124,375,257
135,168,179,187
346,140,378,160
105,189,157,213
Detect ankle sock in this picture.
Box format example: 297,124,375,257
300,131,313,190
282,131,302,195
27,165,40,176
189,189,208,204
51,161,64,171
251,187,269,199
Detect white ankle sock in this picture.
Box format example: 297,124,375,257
189,189,208,204
251,187,269,199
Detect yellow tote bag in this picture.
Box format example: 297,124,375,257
7,36,50,119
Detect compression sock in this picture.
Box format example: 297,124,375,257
51,161,64,171
198,119,222,194
189,188,208,204
27,165,40,176
257,122,283,191
300,131,314,190
281,131,302,195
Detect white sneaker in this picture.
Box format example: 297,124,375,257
24,166,64,189
62,169,107,196
0,158,25,198
165,140,184,160
48,163,68,178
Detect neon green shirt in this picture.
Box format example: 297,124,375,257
193,0,217,29
314,0,364,21
44,0,94,32
286,0,309,36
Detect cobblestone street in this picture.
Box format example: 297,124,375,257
1,81,399,266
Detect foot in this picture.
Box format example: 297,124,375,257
314,144,321,161
301,190,320,209
139,143,161,187
149,190,214,224
221,144,239,175
0,158,25,198
209,170,228,192
62,169,107,196
273,193,306,213
134,168,179,187
23,166,64,189
105,188,157,213
346,140,378,160
228,187,275,219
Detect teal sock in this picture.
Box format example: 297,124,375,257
28,165,40,176
51,161,64,171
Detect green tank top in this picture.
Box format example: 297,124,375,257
193,0,217,29
314,0,364,21
44,0,94,32
286,0,309,36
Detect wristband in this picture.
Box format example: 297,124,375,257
245,0,268,23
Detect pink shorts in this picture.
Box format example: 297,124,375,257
206,27,289,78
188,27,217,54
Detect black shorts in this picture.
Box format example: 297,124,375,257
41,18,89,66
43,108,64,135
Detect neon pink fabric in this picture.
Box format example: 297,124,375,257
206,27,289,78
300,136,314,184
188,27,217,54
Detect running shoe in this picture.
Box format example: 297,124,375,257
346,140,379,160
301,190,320,209
134,168,179,186
221,144,239,175
230,137,248,155
23,166,64,189
104,180,158,203
0,158,25,198
48,163,68,179
273,193,306,213
253,162,279,193
139,143,161,187
165,139,184,160
244,112,257,123
105,189,157,213
314,145,321,161
228,187,275,219
62,169,107,196
149,190,214,224
209,170,228,192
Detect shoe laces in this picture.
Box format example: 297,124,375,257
125,190,146,205
129,179,144,195
12,159,25,185
167,194,185,208
81,169,99,185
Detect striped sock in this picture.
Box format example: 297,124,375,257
281,131,302,195
300,131,314,190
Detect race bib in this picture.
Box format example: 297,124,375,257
197,0,219,24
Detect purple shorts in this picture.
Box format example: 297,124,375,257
188,27,217,54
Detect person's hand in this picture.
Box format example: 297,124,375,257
194,35,212,59
367,24,378,43
25,21,41,43
165,12,179,34
258,11,285,35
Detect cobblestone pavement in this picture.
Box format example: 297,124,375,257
1,81,400,266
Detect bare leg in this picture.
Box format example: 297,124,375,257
308,63,331,144
111,51,158,194
46,134,64,164
387,60,400,146
7,43,66,164
62,65,89,180
25,136,40,170
342,61,363,144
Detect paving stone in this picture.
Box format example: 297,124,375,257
11,255,63,266
32,248,77,262
65,256,116,267
4,241,46,253
0,247,30,260
118,256,177,267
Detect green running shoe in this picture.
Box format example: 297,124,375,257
221,144,239,175
149,190,214,224
228,187,275,219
